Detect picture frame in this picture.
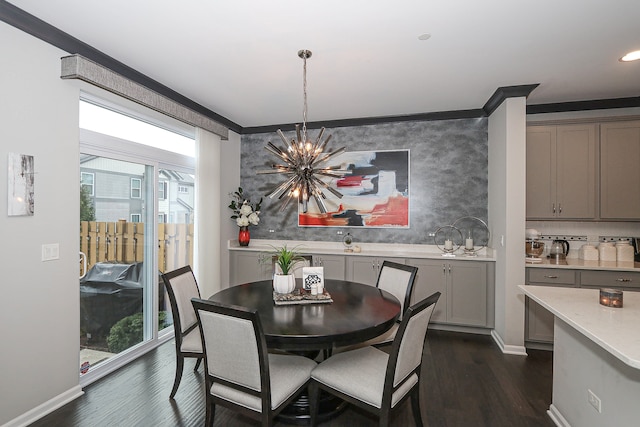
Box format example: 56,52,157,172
302,266,324,291
298,149,409,228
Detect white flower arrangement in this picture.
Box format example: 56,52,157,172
229,187,262,228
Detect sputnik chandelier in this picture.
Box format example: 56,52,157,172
258,50,347,213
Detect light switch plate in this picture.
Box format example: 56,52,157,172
42,243,60,261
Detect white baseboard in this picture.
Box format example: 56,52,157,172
491,329,528,356
2,386,83,427
547,404,571,427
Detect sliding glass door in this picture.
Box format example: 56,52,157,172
79,155,156,376
78,97,195,385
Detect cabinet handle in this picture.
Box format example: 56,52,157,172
616,278,632,282
448,264,452,274
443,264,446,275
543,275,558,279
552,203,556,214
558,203,562,214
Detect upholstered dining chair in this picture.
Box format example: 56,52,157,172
369,261,419,345
161,265,204,399
309,292,441,427
333,261,418,356
191,298,317,427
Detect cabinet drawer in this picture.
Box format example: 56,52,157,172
528,268,576,285
580,270,640,289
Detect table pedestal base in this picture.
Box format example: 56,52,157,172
277,390,347,425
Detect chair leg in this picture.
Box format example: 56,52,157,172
309,381,319,427
205,396,215,427
170,353,185,399
194,357,202,371
410,387,423,427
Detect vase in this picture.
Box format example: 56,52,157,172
273,274,295,294
238,226,250,246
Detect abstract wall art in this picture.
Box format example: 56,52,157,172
299,149,409,228
8,152,35,216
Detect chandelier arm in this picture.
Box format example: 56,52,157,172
266,142,290,161
316,134,333,154
310,176,344,199
257,168,294,174
279,192,295,212
312,192,328,214
315,171,345,179
315,147,347,165
276,129,297,153
295,124,303,145
266,175,298,199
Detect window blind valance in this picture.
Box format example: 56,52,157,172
61,54,228,140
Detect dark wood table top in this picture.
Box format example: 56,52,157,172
209,279,401,351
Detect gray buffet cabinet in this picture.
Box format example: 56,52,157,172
525,265,640,349
229,247,496,333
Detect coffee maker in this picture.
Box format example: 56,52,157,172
525,229,544,263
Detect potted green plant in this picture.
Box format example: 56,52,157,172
268,245,305,294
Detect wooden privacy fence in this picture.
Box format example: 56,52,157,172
80,220,194,273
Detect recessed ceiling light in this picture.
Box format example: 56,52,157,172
418,33,431,41
619,50,640,62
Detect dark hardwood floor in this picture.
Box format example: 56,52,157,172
29,331,554,427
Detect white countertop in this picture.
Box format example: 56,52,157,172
520,285,640,369
525,257,640,272
228,239,496,261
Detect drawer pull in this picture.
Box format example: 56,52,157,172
616,278,632,282
543,275,558,279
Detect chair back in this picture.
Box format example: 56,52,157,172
192,299,269,397
376,261,418,320
162,266,201,335
386,292,440,392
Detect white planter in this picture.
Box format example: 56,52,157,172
273,274,295,294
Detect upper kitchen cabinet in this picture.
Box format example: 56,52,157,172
526,124,597,220
600,120,640,220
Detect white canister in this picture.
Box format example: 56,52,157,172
598,242,616,262
579,244,599,261
616,241,634,262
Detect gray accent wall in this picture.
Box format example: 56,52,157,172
239,118,488,244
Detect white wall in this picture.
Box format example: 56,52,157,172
488,97,527,355
0,21,240,426
0,22,83,425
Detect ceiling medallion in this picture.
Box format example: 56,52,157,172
258,50,347,213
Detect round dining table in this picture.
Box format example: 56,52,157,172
209,279,401,352
209,278,401,424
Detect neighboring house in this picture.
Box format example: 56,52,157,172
81,155,194,224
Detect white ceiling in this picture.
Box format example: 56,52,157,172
7,0,640,128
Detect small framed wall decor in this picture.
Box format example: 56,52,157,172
8,152,35,216
302,266,324,291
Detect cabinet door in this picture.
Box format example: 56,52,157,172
314,255,346,280
447,261,487,327
407,259,447,323
525,298,555,343
526,126,556,218
346,257,405,286
555,124,596,219
230,251,270,285
347,256,379,285
600,121,640,219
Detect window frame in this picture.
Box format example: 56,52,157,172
81,172,95,196
131,178,142,199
